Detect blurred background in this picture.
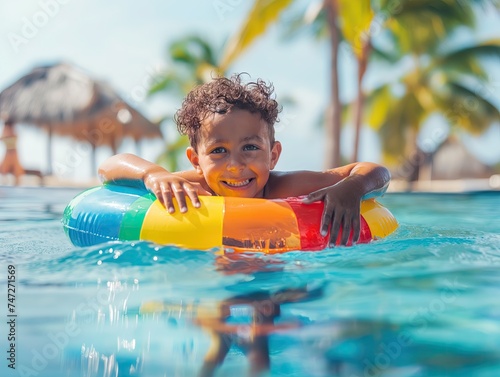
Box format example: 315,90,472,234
1,0,499,191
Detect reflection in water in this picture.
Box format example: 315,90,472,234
214,252,285,275
140,285,324,377
223,236,288,251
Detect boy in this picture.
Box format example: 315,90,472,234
99,74,390,247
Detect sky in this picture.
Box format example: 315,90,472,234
1,0,500,181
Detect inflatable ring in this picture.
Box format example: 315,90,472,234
62,184,398,253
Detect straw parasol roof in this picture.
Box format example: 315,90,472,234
0,62,163,174
430,136,494,180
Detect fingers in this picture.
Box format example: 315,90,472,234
302,189,323,204
145,172,208,213
329,214,361,247
321,200,342,247
340,217,351,246
184,185,201,209
153,182,176,213
171,183,188,213
161,182,206,213
150,182,174,213
159,183,175,213
351,214,361,244
328,212,342,247
322,203,362,247
320,210,332,237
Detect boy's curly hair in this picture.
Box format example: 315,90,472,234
174,73,281,150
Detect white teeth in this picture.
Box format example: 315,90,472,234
225,179,250,187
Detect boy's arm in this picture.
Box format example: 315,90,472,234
98,153,211,212
269,162,390,247
308,164,390,246
322,162,391,200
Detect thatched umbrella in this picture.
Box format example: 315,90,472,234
429,136,494,180
0,62,162,175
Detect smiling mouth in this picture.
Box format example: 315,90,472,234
222,178,254,187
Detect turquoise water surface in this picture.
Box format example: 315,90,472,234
1,187,499,377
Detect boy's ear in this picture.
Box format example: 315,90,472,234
270,141,282,170
186,147,203,174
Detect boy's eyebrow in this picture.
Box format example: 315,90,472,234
241,135,265,143
205,135,265,145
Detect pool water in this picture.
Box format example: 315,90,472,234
1,187,500,377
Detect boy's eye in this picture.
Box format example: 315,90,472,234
211,147,226,154
243,144,259,151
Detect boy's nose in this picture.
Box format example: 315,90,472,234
227,155,245,172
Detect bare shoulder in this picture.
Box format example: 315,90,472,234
266,170,346,199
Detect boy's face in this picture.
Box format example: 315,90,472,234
187,108,281,198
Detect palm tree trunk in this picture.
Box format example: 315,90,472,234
351,74,363,163
324,0,342,168
351,41,371,162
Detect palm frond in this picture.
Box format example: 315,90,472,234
394,0,476,26
434,81,500,134
219,0,294,70
433,57,488,81
379,103,409,164
280,1,329,41
169,36,219,67
363,84,395,130
437,39,500,62
369,42,401,64
337,0,374,58
384,0,478,55
376,91,428,162
148,72,184,96
426,40,500,82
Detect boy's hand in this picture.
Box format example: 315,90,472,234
302,182,363,247
144,171,211,213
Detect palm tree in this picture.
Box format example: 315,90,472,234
346,0,500,162
335,0,373,163
362,37,500,180
148,35,223,171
